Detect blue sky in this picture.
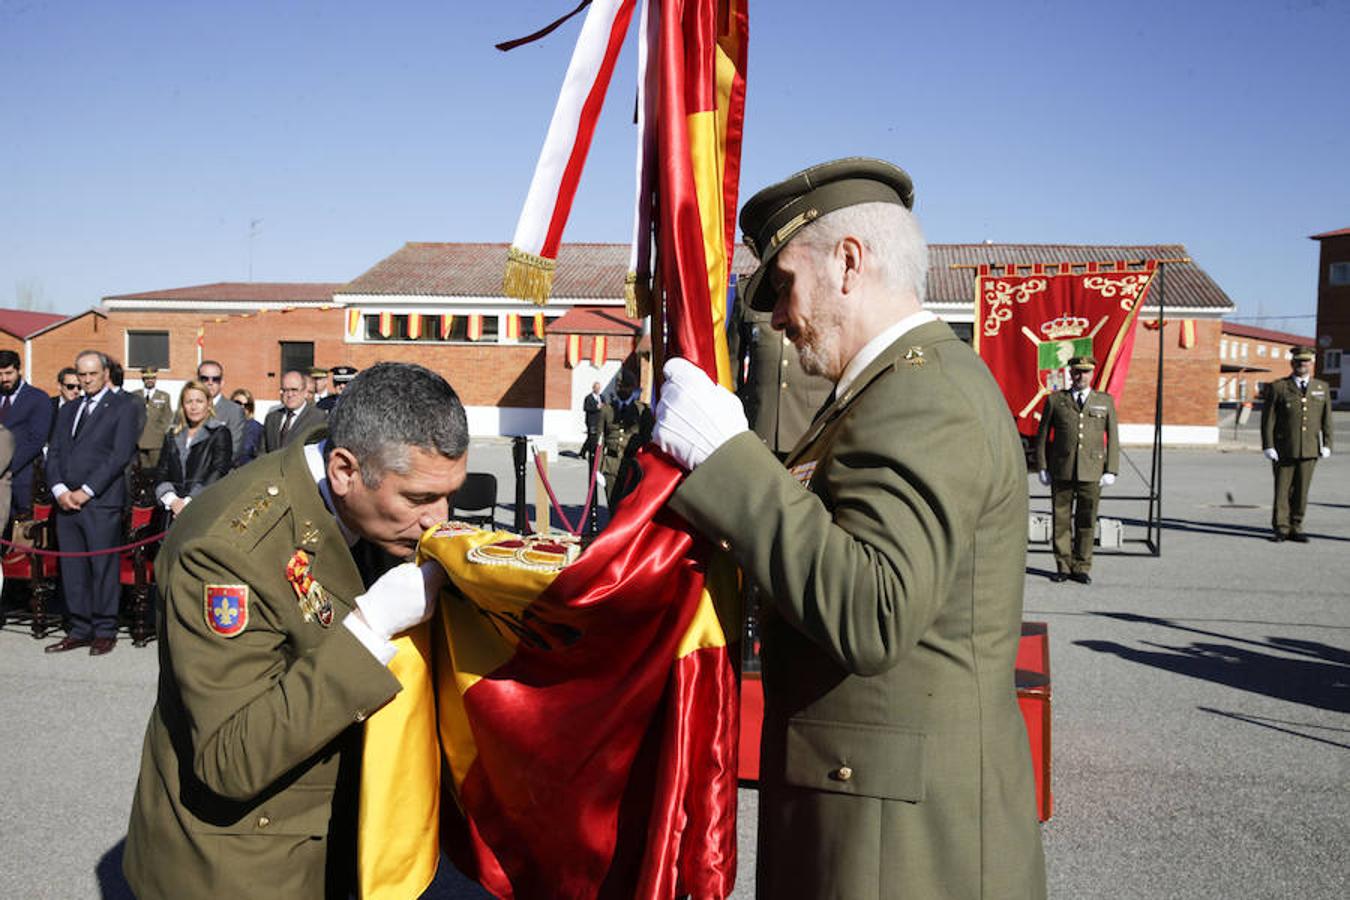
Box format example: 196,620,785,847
2,0,1346,335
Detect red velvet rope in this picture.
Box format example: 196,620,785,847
0,530,168,559
533,448,603,535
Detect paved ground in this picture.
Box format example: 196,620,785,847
1,434,1346,898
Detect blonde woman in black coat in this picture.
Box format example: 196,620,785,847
153,381,232,517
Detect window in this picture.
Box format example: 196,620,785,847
1325,349,1343,374
1256,344,1267,357
1242,343,1249,358
126,330,169,369
362,313,504,344
1219,340,1228,360
1329,262,1350,286
280,341,314,375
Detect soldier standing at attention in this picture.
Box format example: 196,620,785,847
123,362,469,899
653,158,1046,899
1035,355,1119,584
599,369,652,509
1261,346,1333,542
131,367,174,470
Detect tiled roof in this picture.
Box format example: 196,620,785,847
928,244,1232,310
1309,228,1350,240
343,242,1232,311
549,305,643,335
0,308,67,339
1221,322,1313,346
105,282,344,303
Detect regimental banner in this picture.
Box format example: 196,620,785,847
974,261,1155,436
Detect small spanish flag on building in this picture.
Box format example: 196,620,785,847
466,314,484,341
504,313,521,340
407,313,424,340
346,308,361,337
565,333,582,368
533,312,546,339
440,314,455,339
378,312,394,339
590,335,607,367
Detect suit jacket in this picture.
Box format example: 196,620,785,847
0,426,13,527
131,388,175,451
1261,376,1333,460
212,395,247,460
152,421,232,502
45,390,139,509
1035,389,1119,483
670,320,1046,899
124,437,401,899
263,402,327,453
2,381,54,512
582,392,604,430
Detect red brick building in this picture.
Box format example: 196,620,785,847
1311,227,1349,405
1218,322,1313,405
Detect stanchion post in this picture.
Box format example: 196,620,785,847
585,447,601,538
511,436,529,534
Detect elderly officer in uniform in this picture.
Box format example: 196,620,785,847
1261,346,1333,542
131,367,175,470
653,158,1046,899
599,369,652,509
124,362,469,899
1034,355,1119,584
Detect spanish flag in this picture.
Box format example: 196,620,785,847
360,1,748,896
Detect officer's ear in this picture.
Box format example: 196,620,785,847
838,235,865,295
327,447,363,499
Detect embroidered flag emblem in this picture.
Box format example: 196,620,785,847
205,585,249,637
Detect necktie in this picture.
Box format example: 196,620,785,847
1299,380,1307,394
73,397,96,438
0,394,10,423
279,410,296,444
1075,392,1085,410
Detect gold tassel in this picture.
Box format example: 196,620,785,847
624,271,652,319
503,246,557,305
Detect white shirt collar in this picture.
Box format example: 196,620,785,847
836,309,937,397
83,386,110,406
305,440,358,547
285,401,307,417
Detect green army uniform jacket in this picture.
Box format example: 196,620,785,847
670,320,1046,900
599,398,653,477
1261,376,1333,460
132,388,175,452
124,434,401,899
1034,389,1119,483
731,301,833,455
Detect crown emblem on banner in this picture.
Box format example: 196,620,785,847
1040,315,1090,340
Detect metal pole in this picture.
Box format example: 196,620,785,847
511,436,529,533
1149,264,1166,556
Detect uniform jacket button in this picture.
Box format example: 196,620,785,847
833,765,853,782
354,710,367,723
717,538,732,552
257,815,271,828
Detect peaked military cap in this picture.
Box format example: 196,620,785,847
140,367,159,376
331,364,358,383
1291,347,1315,362
739,157,916,312
1068,355,1098,370
307,366,330,378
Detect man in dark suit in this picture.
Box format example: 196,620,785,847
44,350,139,656
0,349,54,519
580,381,604,457
263,370,327,453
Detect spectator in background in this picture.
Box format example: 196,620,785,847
152,381,231,518
264,370,327,453
317,365,356,412
230,388,264,468
43,350,138,656
0,426,13,531
131,367,175,471
309,366,330,405
580,380,604,459
0,348,53,519
196,360,245,463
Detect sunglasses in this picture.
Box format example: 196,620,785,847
61,382,79,390
199,374,222,382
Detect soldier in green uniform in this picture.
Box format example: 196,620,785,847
1034,355,1119,584
1261,346,1333,542
123,362,469,899
653,159,1046,899
130,366,174,470
598,369,652,509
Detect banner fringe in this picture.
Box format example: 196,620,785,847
503,246,557,305
624,271,652,318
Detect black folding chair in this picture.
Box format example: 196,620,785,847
453,472,499,530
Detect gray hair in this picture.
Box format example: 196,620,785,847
75,349,110,371
794,201,928,300
328,362,469,487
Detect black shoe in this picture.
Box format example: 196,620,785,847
1070,572,1092,585
1049,572,1068,583
1270,532,1287,543
1289,532,1309,543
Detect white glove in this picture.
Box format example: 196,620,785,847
1321,446,1331,459
353,561,446,640
1263,448,1279,462
653,357,749,470
1099,473,1116,487
1037,470,1052,486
